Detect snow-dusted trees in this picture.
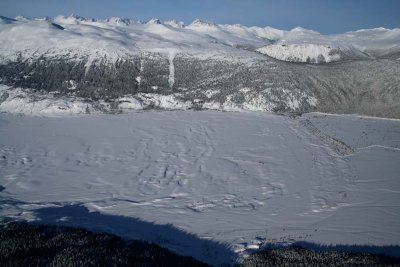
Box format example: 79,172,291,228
0,52,399,117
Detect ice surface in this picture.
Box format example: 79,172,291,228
0,111,399,265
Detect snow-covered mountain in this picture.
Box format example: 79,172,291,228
0,15,270,62
257,26,400,63
1,15,399,63
0,15,399,118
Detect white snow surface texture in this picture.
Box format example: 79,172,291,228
0,111,399,265
0,15,399,63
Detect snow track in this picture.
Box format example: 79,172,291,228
0,111,399,265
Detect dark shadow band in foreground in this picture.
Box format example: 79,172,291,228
18,204,236,266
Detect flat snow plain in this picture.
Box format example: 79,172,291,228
0,111,399,265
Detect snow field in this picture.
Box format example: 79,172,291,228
0,111,399,265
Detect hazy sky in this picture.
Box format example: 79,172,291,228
1,0,399,34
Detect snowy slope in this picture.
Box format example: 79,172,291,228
0,15,399,64
256,27,345,63
0,111,399,265
256,27,400,62
337,28,400,57
257,43,341,63
0,15,271,63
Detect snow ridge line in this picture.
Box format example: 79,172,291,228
300,119,354,155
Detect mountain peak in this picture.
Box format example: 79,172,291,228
290,27,320,35
53,14,95,25
164,19,185,28
106,17,131,26
0,16,17,24
147,18,162,25
14,15,29,22
189,19,216,27
353,27,389,33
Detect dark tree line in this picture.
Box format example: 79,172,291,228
242,245,400,267
0,221,209,267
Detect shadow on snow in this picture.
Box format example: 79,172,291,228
29,204,237,266
1,198,399,264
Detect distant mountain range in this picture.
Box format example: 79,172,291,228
1,15,400,63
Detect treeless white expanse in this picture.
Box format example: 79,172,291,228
0,111,399,265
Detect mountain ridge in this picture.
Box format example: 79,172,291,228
1,14,399,63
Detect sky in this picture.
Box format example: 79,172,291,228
0,0,399,34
